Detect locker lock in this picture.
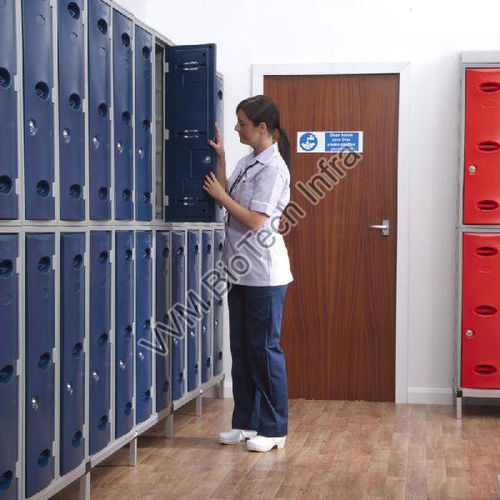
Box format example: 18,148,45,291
62,129,71,143
116,141,123,154
468,165,477,175
119,360,126,370
138,351,144,361
138,148,144,159
28,120,38,136
31,396,39,411
189,330,195,338
66,382,74,395
92,136,100,149
92,371,100,381
203,155,212,165
465,329,474,337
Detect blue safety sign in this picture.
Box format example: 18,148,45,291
297,131,363,153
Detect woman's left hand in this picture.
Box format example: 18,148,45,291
203,171,227,204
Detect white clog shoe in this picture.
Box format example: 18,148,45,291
246,435,286,452
218,429,258,445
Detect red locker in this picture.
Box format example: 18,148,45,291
464,69,500,224
462,233,500,388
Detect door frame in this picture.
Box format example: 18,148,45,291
252,62,411,403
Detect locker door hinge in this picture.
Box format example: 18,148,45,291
15,178,20,195
131,321,135,334
132,248,136,261
52,182,56,199
82,423,88,438
132,396,136,410
16,358,22,376
15,461,21,479
84,252,89,268
52,348,57,365
14,74,20,92
15,257,21,275
108,252,113,265
83,185,88,201
164,195,169,206
164,129,170,141
51,87,56,104
82,97,88,115
51,441,56,457
165,62,169,73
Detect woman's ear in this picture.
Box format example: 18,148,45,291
258,122,268,134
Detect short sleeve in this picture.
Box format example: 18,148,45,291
249,165,286,216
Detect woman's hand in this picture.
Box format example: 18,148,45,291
207,123,225,159
203,171,228,203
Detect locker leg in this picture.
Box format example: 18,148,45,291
217,379,225,399
456,395,463,419
79,472,90,500
165,413,173,439
196,393,203,417
129,438,138,467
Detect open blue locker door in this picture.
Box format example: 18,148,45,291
89,231,111,455
60,233,86,474
171,231,185,400
187,230,200,391
213,230,224,376
113,10,133,220
58,0,85,220
135,231,152,423
88,0,111,220
164,44,224,222
135,26,153,221
22,0,55,220
115,231,134,437
201,230,212,383
155,231,171,412
0,0,19,220
25,234,55,497
0,235,19,499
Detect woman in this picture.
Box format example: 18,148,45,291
203,95,293,453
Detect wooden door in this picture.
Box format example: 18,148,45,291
265,74,399,401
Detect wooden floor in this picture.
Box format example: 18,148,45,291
53,398,500,499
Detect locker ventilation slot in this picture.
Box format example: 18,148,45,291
475,305,497,316
476,246,498,257
477,200,499,211
477,141,500,152
474,364,497,375
479,81,500,93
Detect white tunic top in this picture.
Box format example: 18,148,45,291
223,142,294,287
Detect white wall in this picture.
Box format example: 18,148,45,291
119,0,500,404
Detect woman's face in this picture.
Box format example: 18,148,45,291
234,110,262,147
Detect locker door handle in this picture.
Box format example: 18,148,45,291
178,129,199,139
369,219,390,236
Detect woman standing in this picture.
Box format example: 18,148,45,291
203,95,293,453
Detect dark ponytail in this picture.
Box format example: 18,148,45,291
236,95,291,169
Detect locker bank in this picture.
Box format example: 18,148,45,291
0,0,225,497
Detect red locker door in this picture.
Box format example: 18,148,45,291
462,233,500,388
464,69,500,224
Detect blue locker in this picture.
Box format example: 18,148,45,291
58,0,85,220
135,231,152,423
25,234,55,497
0,235,19,499
171,231,185,400
187,230,200,391
164,44,223,222
201,230,212,383
22,0,55,220
88,0,111,220
60,233,85,475
135,26,152,221
113,11,133,220
0,0,19,219
213,230,224,376
89,232,111,455
155,232,171,412
115,231,134,437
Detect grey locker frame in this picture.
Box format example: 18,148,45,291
455,51,500,418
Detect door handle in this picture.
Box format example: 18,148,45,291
369,219,390,236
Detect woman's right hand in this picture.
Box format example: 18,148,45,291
208,123,225,158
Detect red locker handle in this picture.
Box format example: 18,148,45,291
479,82,500,93
475,305,498,316
474,365,497,375
477,200,500,211
476,246,499,257
477,141,500,152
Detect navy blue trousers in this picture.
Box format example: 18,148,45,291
228,284,288,437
